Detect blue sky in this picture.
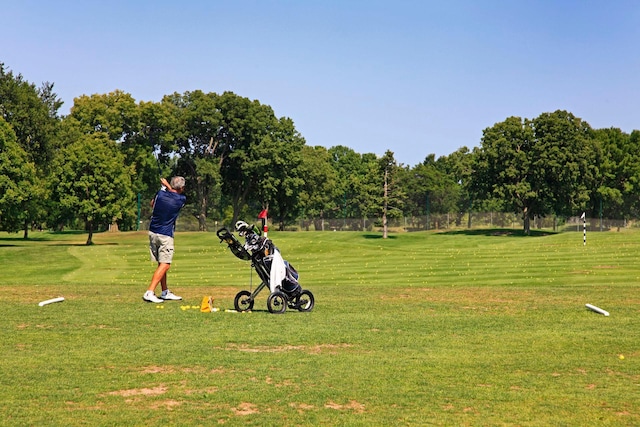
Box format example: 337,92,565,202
3,0,640,166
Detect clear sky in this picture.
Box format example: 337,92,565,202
3,0,639,166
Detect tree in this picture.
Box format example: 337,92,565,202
1,63,61,236
592,128,640,219
435,147,476,225
163,90,222,230
0,117,42,235
69,90,139,142
378,150,404,238
530,110,596,219
134,100,181,225
250,117,306,230
215,92,280,225
328,146,382,224
299,145,340,230
0,63,60,168
399,154,460,218
68,91,178,229
49,132,134,244
473,111,596,234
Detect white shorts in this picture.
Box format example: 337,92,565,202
149,232,174,264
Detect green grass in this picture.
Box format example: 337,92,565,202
1,229,639,425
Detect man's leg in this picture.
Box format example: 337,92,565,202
160,269,168,292
145,233,181,302
143,263,171,303
148,263,171,293
159,266,182,300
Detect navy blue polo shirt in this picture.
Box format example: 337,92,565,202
149,189,186,237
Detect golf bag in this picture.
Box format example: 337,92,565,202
216,221,314,314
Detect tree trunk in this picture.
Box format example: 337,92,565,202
198,195,207,231
23,218,29,239
523,207,530,235
383,168,388,239
86,220,94,245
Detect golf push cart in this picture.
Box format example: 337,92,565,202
216,221,315,314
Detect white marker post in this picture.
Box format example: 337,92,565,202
581,212,586,245
38,297,65,307
585,303,609,316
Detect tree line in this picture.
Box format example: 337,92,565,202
2,63,639,242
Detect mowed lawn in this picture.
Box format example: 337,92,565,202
1,228,639,426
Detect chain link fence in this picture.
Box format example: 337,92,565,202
139,213,635,233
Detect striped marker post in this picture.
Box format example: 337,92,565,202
258,209,268,238
581,212,586,245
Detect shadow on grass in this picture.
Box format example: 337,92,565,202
439,228,557,238
0,230,87,242
0,236,51,242
49,242,119,247
362,234,398,239
0,234,119,246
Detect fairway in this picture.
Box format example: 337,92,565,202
2,229,639,426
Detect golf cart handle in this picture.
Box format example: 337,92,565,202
216,227,232,242
216,227,252,261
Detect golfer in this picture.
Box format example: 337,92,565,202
143,176,186,303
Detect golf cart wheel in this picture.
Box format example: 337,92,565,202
296,290,315,312
234,290,254,312
267,291,287,314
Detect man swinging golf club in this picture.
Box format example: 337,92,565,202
143,176,186,303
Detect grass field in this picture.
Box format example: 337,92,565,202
1,228,639,426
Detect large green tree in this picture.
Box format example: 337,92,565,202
592,128,640,219
251,117,306,230
68,91,171,228
0,117,42,235
1,63,61,236
473,111,596,234
214,92,282,225
328,146,382,224
399,154,460,218
299,145,340,230
531,110,596,218
69,90,139,142
0,63,61,168
49,132,134,244
161,90,306,229
163,90,222,230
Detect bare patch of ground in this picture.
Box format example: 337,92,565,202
107,385,168,397
217,343,353,355
232,402,259,415
324,400,366,413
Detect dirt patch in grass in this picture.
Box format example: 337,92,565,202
325,400,366,413
289,402,316,413
107,385,168,397
151,399,182,410
232,402,259,415
389,287,540,312
140,365,227,375
217,343,353,354
383,286,604,315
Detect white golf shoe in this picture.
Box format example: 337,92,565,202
143,291,164,303
160,290,182,301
